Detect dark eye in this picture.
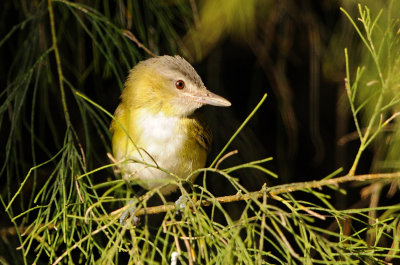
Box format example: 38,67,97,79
175,80,185,89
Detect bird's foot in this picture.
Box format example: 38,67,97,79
120,199,140,225
175,195,189,213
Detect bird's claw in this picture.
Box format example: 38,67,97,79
120,199,140,225
175,195,188,213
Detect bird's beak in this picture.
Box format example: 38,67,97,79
184,89,231,107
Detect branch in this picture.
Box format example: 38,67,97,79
48,0,71,128
115,171,400,216
4,171,399,238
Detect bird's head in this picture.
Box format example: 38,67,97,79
121,55,231,117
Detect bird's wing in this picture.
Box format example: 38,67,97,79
187,113,212,153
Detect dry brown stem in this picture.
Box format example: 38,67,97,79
132,171,400,216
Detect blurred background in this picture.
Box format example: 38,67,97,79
1,0,400,262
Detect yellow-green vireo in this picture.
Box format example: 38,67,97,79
111,55,231,194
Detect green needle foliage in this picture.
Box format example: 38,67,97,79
342,3,400,176
1,1,400,264
347,2,400,176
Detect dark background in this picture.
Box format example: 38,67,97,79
0,0,369,209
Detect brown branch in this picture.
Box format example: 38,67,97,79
129,171,400,216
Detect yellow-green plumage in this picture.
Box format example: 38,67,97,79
111,55,230,194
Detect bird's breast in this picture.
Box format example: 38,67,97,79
112,108,207,194
136,110,184,155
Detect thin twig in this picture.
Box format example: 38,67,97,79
210,94,267,167
78,143,87,169
215,150,238,169
338,124,395,146
122,30,156,57
48,0,72,128
74,176,84,203
52,222,114,265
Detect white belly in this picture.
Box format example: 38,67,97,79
117,111,197,194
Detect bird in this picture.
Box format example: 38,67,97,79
110,55,231,195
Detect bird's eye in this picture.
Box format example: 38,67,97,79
175,80,185,90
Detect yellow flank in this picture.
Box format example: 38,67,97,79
110,55,230,194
